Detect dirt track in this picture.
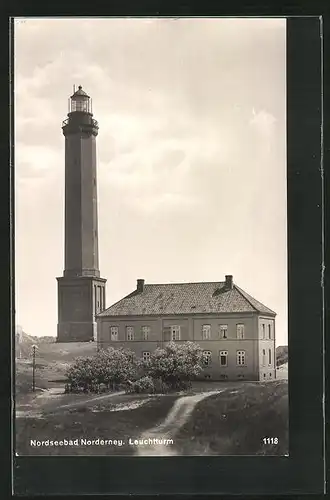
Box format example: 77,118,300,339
136,390,222,456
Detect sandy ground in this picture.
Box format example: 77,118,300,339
15,386,175,418
15,378,281,418
15,389,128,418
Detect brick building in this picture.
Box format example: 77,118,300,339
97,275,276,381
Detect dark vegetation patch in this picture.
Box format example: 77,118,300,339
174,380,288,456
276,345,288,367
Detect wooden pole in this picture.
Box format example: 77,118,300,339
32,345,36,392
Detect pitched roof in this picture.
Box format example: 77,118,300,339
98,281,276,318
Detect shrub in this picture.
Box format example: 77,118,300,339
276,346,288,367
127,376,155,394
143,342,204,391
152,378,172,394
65,347,139,393
65,356,96,392
65,342,204,394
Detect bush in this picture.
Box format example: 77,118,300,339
65,342,204,394
276,346,288,367
126,376,155,394
143,342,204,392
65,347,139,393
152,378,173,393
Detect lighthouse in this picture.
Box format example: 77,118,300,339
56,86,106,342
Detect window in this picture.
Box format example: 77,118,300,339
236,324,245,339
262,324,265,339
236,350,246,366
268,349,272,365
171,325,181,341
142,326,150,341
268,324,272,339
110,326,118,341
262,349,266,366
96,286,101,312
202,324,211,340
72,99,89,112
126,326,134,341
142,351,150,362
220,374,228,380
203,350,212,366
219,324,228,339
219,350,228,366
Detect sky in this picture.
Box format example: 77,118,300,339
14,17,287,346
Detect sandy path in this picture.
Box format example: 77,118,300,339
136,390,222,456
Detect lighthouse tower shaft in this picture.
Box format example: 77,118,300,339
57,86,106,343
64,122,99,276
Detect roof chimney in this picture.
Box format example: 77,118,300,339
225,275,233,290
137,279,145,293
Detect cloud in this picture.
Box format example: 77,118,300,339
16,143,61,177
14,18,287,344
